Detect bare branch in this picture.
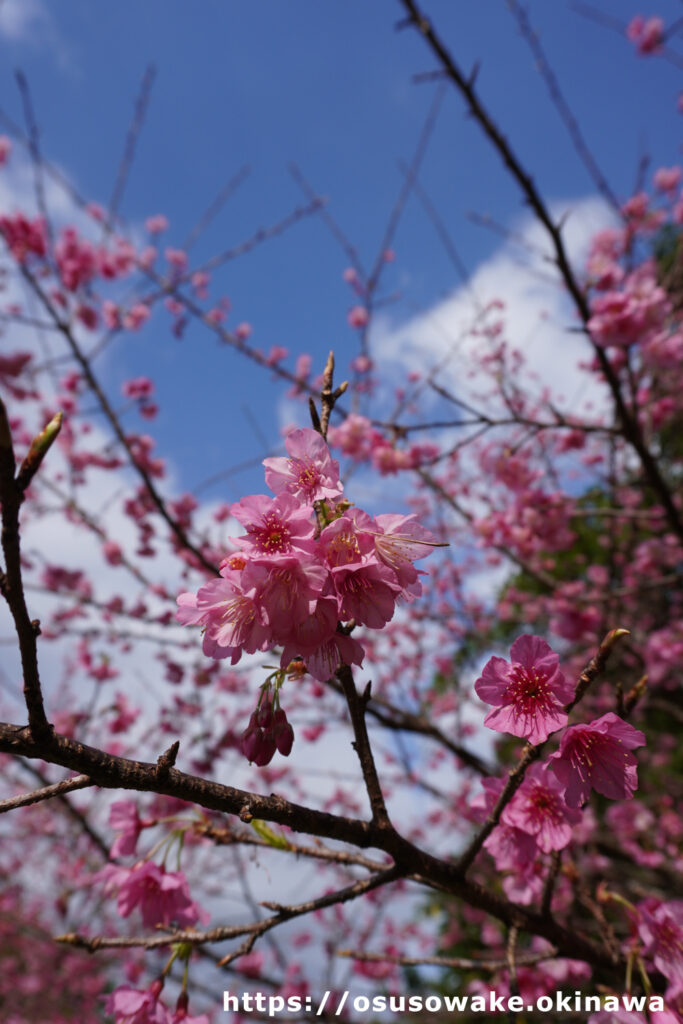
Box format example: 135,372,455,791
107,64,157,227
0,772,92,815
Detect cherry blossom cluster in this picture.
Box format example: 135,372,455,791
327,412,440,474
177,426,439,759
178,426,438,679
472,635,647,902
95,801,210,1022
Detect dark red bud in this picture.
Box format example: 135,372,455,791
240,727,262,763
274,722,294,757
253,732,276,766
257,700,274,729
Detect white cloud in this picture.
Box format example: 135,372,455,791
0,0,73,71
372,195,616,419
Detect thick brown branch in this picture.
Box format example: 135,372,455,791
0,398,50,739
0,720,622,972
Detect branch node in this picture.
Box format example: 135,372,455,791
156,740,179,775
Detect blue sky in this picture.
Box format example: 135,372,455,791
0,0,681,504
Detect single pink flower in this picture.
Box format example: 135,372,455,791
475,635,574,745
318,512,375,568
243,555,327,634
145,214,169,234
653,166,682,193
103,982,170,1024
472,777,539,871
279,596,365,680
347,305,369,328
502,764,582,853
548,712,646,807
332,561,400,628
109,801,144,858
263,428,343,502
638,901,683,984
230,492,316,554
106,861,207,928
195,572,270,656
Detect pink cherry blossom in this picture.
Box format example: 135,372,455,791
100,861,207,928
332,561,400,628
145,214,169,234
194,572,270,658
502,764,582,853
471,777,539,871
653,166,682,193
109,801,145,858
475,635,574,744
230,492,315,555
263,428,343,502
548,712,646,807
637,901,683,984
347,305,369,328
104,982,170,1024
627,15,664,54
244,555,327,634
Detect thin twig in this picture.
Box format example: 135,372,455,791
0,772,92,814
182,164,252,252
399,0,683,547
107,64,157,228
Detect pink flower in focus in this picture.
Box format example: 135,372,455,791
244,555,327,634
263,428,343,503
475,635,573,745
230,492,315,555
373,512,440,574
548,712,646,807
279,596,364,681
319,513,375,568
502,764,582,852
194,573,270,659
332,561,400,628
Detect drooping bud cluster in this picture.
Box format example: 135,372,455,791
240,689,294,766
177,427,440,685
